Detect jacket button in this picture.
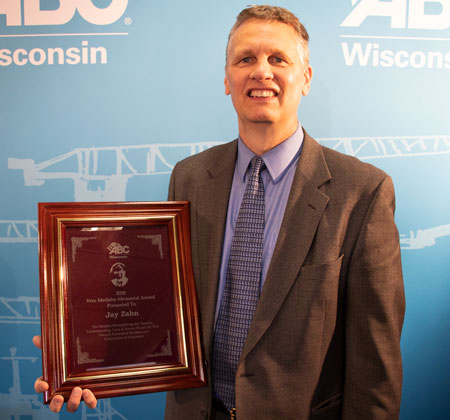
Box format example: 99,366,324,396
200,411,208,420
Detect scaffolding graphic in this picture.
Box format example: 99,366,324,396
5,137,450,249
8,142,222,202
0,220,38,243
317,135,450,160
82,399,128,420
0,347,129,420
0,297,40,325
8,136,450,202
400,224,450,250
0,347,58,420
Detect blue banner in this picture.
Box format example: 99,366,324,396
1,1,449,419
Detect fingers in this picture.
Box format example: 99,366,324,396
32,335,42,349
49,394,65,413
66,387,83,413
83,389,98,409
32,336,96,412
34,376,48,393
34,377,95,413
34,377,65,414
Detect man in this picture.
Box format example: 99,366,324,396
35,5,405,419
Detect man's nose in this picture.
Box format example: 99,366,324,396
250,59,273,80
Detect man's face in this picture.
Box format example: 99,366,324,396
112,264,125,278
225,19,312,131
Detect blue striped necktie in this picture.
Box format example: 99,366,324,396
213,155,265,410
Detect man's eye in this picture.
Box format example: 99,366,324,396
271,57,285,63
240,57,252,63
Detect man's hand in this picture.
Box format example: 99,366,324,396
32,335,97,413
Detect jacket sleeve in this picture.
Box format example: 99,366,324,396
342,175,405,419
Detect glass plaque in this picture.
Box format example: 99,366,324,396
38,202,205,403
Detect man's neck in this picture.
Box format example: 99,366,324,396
238,120,299,155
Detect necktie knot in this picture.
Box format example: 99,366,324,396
250,155,265,176
247,156,265,197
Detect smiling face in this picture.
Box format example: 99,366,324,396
225,19,312,139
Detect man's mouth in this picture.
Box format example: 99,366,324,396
248,89,278,98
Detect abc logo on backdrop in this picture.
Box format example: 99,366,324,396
0,0,128,26
342,0,450,29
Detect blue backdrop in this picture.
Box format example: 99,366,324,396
1,1,449,419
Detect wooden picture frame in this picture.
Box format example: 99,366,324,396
38,201,205,403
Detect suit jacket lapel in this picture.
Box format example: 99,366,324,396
196,141,237,355
241,133,331,360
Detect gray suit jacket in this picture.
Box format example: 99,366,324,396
165,132,405,420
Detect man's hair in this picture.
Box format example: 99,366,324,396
226,5,310,65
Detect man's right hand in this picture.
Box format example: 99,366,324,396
33,335,97,413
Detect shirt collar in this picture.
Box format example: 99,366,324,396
236,123,304,184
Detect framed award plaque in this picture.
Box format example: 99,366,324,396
38,202,206,403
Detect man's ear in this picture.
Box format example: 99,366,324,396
224,76,231,95
301,65,313,96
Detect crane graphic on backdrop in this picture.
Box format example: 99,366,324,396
4,135,450,248
8,141,222,202
0,346,129,420
0,300,129,419
0,347,58,420
0,296,40,324
7,135,450,202
317,134,450,160
0,220,38,243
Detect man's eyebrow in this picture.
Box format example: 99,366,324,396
271,50,288,57
233,48,289,57
232,48,254,57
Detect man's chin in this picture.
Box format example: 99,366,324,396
244,115,276,124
